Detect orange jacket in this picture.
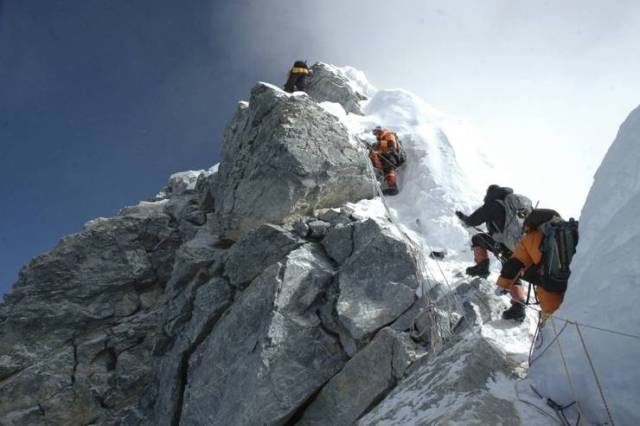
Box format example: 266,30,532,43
373,129,398,154
497,229,544,289
497,227,566,314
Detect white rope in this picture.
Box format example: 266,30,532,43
550,317,587,424
360,138,458,346
574,323,616,425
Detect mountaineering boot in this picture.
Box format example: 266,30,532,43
382,169,399,195
383,185,399,196
465,259,490,278
502,303,526,322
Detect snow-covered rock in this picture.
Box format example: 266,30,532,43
213,82,373,239
306,62,369,115
528,105,640,425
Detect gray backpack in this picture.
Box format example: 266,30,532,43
492,193,533,252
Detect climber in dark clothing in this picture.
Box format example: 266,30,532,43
455,185,513,278
284,61,311,93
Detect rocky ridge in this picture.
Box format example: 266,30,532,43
1,63,539,426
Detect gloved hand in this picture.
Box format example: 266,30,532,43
455,211,468,223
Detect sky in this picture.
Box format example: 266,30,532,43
1,0,639,295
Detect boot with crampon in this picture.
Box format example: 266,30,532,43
502,303,526,322
465,259,490,279
382,169,399,195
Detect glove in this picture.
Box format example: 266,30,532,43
455,211,468,223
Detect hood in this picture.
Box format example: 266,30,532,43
483,185,513,203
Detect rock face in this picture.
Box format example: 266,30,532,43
213,82,372,239
306,62,367,115
0,65,428,426
180,244,342,425
0,205,182,426
299,327,424,426
0,64,523,426
337,219,419,341
358,335,521,425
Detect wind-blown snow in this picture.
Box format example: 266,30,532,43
527,105,640,425
322,85,488,253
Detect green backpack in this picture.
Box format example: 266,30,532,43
539,218,579,293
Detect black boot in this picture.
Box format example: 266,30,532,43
465,259,490,279
502,303,526,322
383,185,399,196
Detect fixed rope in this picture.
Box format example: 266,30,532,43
550,318,587,424
574,323,616,426
359,136,464,346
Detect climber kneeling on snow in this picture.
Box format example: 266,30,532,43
284,60,311,93
456,185,532,278
369,126,405,195
496,209,579,321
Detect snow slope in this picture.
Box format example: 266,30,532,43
320,66,555,424
527,105,640,425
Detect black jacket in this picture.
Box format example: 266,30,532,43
464,186,513,235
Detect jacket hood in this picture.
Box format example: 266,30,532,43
484,186,513,203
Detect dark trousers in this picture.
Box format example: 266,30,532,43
471,233,512,260
284,74,307,93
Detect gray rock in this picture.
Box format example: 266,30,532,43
321,223,355,265
213,83,372,239
306,62,367,115
150,277,234,426
299,328,424,426
156,230,227,345
195,171,217,213
0,211,182,425
224,224,303,289
316,208,353,226
165,170,204,196
180,244,346,426
411,306,463,350
293,218,311,238
337,219,419,341
307,219,331,239
358,335,521,425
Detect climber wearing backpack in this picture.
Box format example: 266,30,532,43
369,126,406,196
284,60,312,93
496,209,579,321
456,185,533,279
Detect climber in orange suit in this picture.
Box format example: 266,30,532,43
370,126,401,195
497,209,566,321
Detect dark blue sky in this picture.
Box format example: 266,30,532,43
0,0,307,294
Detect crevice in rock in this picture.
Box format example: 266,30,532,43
71,339,79,386
37,402,46,418
170,296,234,426
317,312,346,355
356,343,399,423
357,383,396,423
282,385,324,426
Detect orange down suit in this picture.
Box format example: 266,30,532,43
370,129,399,187
496,229,565,315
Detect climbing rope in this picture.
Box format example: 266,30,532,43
359,135,464,347
550,318,587,424
529,318,570,366
574,323,616,426
360,133,628,424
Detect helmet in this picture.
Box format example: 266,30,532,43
372,126,383,136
